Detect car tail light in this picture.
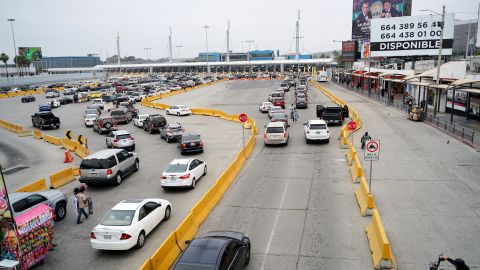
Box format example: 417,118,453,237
129,137,134,140
264,133,266,140
113,139,119,143
90,232,96,239
181,143,186,149
120,233,131,240
160,175,167,179
179,173,190,179
107,169,113,175
284,132,287,139
199,141,203,146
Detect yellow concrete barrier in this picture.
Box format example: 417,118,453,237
50,168,76,188
175,213,199,251
33,129,43,139
148,232,181,270
355,176,375,216
62,138,78,151
349,155,363,184
15,178,48,192
366,209,397,269
346,140,356,165
75,144,89,158
44,134,62,145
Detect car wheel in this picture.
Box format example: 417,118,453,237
166,110,169,115
176,112,180,116
134,159,139,171
203,165,207,176
135,231,146,249
131,145,136,151
190,178,196,189
114,173,122,186
166,136,171,143
106,140,110,148
163,206,171,221
305,138,309,144
326,138,330,143
149,127,153,134
54,202,67,221
245,243,251,265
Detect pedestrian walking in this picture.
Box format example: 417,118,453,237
75,187,89,224
292,109,299,122
79,185,93,215
361,132,371,150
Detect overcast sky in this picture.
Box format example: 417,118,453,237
0,0,478,62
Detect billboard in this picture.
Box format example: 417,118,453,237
0,167,14,221
352,0,408,40
360,40,370,59
342,41,357,62
370,13,455,57
18,47,43,61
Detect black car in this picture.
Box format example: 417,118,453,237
143,114,167,134
178,133,203,155
21,95,36,103
317,103,344,125
171,231,250,270
59,96,74,105
160,123,184,143
31,111,60,130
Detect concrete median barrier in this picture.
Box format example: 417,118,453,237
175,213,199,251
355,176,375,216
15,178,48,192
346,140,356,165
44,134,62,145
75,144,89,158
33,129,43,139
349,154,363,184
366,209,397,269
147,232,182,270
62,138,78,152
50,168,76,189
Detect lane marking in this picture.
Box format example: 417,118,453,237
259,179,289,270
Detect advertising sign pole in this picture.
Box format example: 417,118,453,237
433,5,446,116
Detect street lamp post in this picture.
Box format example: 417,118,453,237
203,25,210,74
244,40,255,73
7,18,18,76
176,45,183,62
144,48,151,60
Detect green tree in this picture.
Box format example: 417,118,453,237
0,53,9,77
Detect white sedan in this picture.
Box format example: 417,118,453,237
160,158,207,189
84,114,98,127
133,114,149,127
166,105,192,116
50,99,61,108
91,198,171,250
304,119,330,143
259,101,273,113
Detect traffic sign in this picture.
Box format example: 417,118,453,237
347,121,357,132
364,140,380,161
77,135,84,145
65,130,72,140
239,113,248,123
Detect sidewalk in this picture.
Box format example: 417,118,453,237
332,80,479,148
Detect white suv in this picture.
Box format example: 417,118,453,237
264,122,289,146
105,130,135,150
304,119,330,143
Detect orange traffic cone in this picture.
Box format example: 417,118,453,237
64,150,73,163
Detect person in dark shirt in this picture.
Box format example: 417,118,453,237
442,255,470,270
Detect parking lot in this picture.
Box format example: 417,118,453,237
0,81,246,270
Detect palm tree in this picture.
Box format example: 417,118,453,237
0,53,8,78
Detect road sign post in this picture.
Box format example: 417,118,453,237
364,140,380,193
239,114,248,158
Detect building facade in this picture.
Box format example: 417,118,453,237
42,56,101,68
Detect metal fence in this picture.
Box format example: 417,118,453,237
332,79,477,147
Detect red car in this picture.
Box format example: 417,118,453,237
271,97,285,109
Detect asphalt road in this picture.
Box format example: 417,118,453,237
323,81,480,269
161,80,372,269
0,88,244,270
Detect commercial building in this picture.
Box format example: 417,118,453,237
42,55,101,68
286,54,313,60
221,52,248,62
198,52,221,62
452,19,478,58
248,50,274,61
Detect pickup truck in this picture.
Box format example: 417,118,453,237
31,111,60,129
316,104,344,125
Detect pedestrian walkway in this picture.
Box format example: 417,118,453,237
332,81,479,148
324,81,480,270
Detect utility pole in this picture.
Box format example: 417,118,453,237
176,45,182,62
434,5,445,116
226,20,230,62
7,19,18,76
244,40,255,73
295,10,301,77
116,32,121,67
144,48,151,60
203,25,210,74
169,27,173,63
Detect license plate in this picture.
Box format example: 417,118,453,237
104,235,112,240
190,143,195,146
90,173,98,177
316,132,321,134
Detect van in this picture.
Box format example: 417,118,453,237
264,122,289,146
79,149,139,186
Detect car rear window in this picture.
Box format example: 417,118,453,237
172,263,216,270
116,134,131,140
266,127,284,133
310,124,327,130
152,117,165,123
39,113,54,118
271,114,286,120
169,126,182,131
182,134,200,141
111,110,125,116
80,156,117,169
165,163,188,173
100,210,135,226
325,107,342,113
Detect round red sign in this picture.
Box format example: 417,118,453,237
239,113,248,123
347,121,357,131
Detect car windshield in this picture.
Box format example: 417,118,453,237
266,127,284,133
117,134,131,140
173,263,216,270
182,134,200,141
165,163,188,173
100,210,135,226
310,124,327,130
